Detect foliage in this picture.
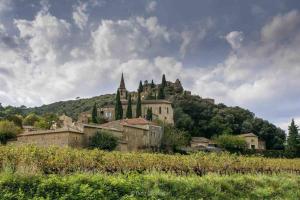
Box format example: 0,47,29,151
33,113,59,130
161,125,190,152
114,90,123,120
146,108,152,121
23,113,40,126
138,80,143,93
1,146,300,175
6,115,23,128
157,86,165,99
126,94,132,118
0,173,299,200
151,79,155,88
0,121,20,144
92,103,98,123
89,131,118,151
172,94,286,150
161,74,166,88
214,134,247,152
287,119,300,155
136,92,142,118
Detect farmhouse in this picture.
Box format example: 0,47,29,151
238,133,266,150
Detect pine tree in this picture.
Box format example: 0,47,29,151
151,80,155,88
136,92,142,118
92,103,98,123
146,107,152,121
157,86,165,99
115,90,123,120
126,94,133,118
161,74,166,88
287,119,300,153
138,81,143,93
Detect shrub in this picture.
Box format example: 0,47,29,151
89,131,118,151
0,121,20,144
214,134,247,152
161,125,190,152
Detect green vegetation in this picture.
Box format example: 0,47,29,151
161,125,190,152
146,107,152,121
138,80,143,93
126,94,132,118
161,74,166,88
157,86,165,99
0,121,20,144
89,131,118,151
1,145,299,175
287,119,300,156
0,172,299,200
114,90,123,120
214,134,247,152
136,92,142,117
91,103,98,123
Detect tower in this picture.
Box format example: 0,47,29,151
118,73,127,100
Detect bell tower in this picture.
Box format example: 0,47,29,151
118,73,127,100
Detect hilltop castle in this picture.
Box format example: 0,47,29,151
99,73,175,124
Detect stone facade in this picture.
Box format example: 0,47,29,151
238,133,266,150
11,116,163,152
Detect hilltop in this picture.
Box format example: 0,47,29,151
0,77,286,150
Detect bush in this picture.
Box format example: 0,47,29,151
0,173,299,199
214,134,247,152
161,125,190,152
0,121,20,144
89,131,118,151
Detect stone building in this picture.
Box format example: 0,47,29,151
238,133,266,150
99,74,174,124
10,116,163,152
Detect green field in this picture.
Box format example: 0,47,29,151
1,145,300,199
0,173,299,199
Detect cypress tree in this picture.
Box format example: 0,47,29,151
157,86,165,99
115,90,123,120
161,74,166,88
136,92,142,118
151,79,155,88
92,103,98,123
287,119,300,153
146,107,152,121
138,81,143,93
126,94,133,118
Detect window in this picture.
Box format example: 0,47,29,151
167,107,169,114
251,145,255,149
159,107,162,114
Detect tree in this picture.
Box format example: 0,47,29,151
126,94,133,118
157,86,165,99
23,113,40,126
0,120,20,144
136,92,142,118
146,108,152,121
34,118,49,130
115,90,123,120
287,119,300,153
7,115,23,128
92,103,98,123
161,74,166,88
138,81,143,93
161,124,190,152
214,134,247,152
89,131,118,151
151,80,155,88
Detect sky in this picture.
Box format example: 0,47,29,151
0,0,300,130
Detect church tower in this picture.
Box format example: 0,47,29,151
118,73,127,100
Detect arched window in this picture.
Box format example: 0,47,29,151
159,106,162,114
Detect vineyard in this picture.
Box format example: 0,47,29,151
1,145,300,175
0,172,299,199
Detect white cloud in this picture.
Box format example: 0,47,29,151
72,2,88,30
146,1,157,13
225,31,244,49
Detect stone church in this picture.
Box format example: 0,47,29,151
99,74,174,124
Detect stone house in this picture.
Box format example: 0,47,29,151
10,117,163,152
238,133,266,150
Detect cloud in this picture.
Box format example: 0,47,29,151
72,2,89,30
225,31,244,49
146,1,157,13
179,18,214,58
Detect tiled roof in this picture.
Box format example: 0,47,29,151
18,127,83,137
120,118,152,125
